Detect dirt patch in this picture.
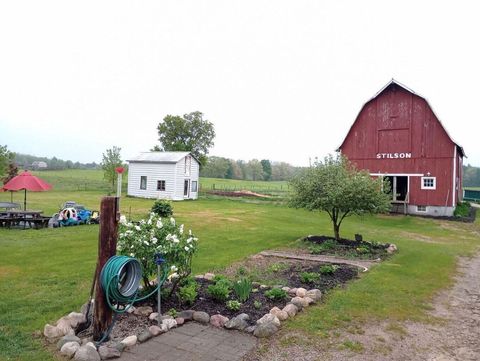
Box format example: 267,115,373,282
245,252,480,361
399,231,439,244
207,190,272,198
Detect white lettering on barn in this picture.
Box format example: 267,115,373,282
376,153,412,159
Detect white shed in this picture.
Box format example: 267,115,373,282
126,152,200,200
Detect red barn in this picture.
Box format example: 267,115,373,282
338,80,464,216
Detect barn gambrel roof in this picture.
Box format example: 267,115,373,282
127,151,199,164
338,79,465,157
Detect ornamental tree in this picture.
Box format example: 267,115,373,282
117,214,198,296
289,154,391,241
101,146,123,191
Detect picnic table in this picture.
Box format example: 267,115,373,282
0,210,50,229
0,202,21,210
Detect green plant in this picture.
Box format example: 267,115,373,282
178,277,198,305
454,201,470,217
268,262,288,273
254,300,262,309
117,213,198,294
151,200,173,217
167,308,178,318
233,277,252,302
237,266,248,276
319,264,339,275
213,275,233,288
207,278,231,302
226,300,241,311
300,272,320,284
356,246,370,254
264,288,288,300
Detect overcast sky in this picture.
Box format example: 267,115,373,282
1,1,479,167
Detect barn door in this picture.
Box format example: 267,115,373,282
385,176,408,202
184,180,190,198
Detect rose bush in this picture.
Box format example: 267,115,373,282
117,213,198,295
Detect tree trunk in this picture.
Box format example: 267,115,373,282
333,223,340,241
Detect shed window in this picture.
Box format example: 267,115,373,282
417,205,427,212
191,181,198,192
421,177,436,190
140,176,147,190
157,180,166,191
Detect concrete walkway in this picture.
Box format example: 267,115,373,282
119,322,256,361
259,250,375,272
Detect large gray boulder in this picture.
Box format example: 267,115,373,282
74,345,101,361
224,313,250,331
253,322,279,338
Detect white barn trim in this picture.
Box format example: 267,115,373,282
127,152,200,200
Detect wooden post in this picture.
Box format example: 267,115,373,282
93,197,119,341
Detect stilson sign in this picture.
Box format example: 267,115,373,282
376,152,412,159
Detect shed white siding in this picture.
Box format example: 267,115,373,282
127,152,200,201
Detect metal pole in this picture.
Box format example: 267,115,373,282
157,263,161,325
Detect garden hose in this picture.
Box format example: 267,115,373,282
95,255,169,345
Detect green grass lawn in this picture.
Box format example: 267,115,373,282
0,189,479,361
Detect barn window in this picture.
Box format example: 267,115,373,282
140,176,147,190
417,205,427,212
157,180,166,191
191,181,198,192
421,177,436,190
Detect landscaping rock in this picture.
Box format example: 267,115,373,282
60,341,80,358
252,282,261,287
57,335,81,350
137,330,153,343
281,286,291,293
290,297,305,310
56,317,74,336
162,318,178,330
387,243,398,254
126,306,136,314
245,326,256,333
204,272,215,281
120,335,137,348
114,342,126,353
304,296,314,305
175,317,185,326
282,304,298,317
257,313,280,327
253,322,279,338
177,310,194,321
305,289,322,302
259,284,269,290
159,315,173,321
288,288,298,296
133,306,153,316
67,312,87,328
98,345,121,360
148,325,164,336
44,324,64,339
193,311,210,324
85,342,97,350
224,313,249,331
269,307,288,321
74,345,101,361
194,274,205,280
210,314,229,328
148,312,159,321
296,288,307,297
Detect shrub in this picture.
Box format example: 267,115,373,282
454,202,470,217
167,308,177,318
233,278,252,302
253,300,262,309
267,263,288,273
151,200,173,217
207,277,232,302
309,239,338,254
300,272,320,284
226,300,241,311
213,275,233,288
356,246,370,254
319,264,339,275
178,278,198,305
117,213,198,294
264,288,287,300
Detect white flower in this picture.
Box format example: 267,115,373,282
151,237,158,244
126,230,133,235
166,234,172,241
189,229,192,236
143,240,149,246
140,219,146,225
130,245,134,249
170,265,178,272
126,222,133,228
119,215,127,224
170,217,176,226
156,220,163,229
129,253,134,257
179,224,184,234
147,219,152,225
186,237,192,244
168,272,179,280
184,246,189,252
135,225,141,231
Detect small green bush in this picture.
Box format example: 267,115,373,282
454,202,470,217
356,246,370,254
264,288,287,300
226,300,241,311
213,275,233,288
254,300,262,309
300,272,320,284
319,264,339,275
267,263,288,273
178,278,198,305
309,239,338,254
233,278,252,302
151,200,173,217
167,308,178,318
207,276,232,302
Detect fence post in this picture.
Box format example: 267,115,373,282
92,197,119,341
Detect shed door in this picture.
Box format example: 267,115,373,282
386,176,408,202
184,180,190,197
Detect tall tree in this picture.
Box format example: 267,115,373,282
246,159,264,181
289,154,391,240
261,159,272,181
0,145,14,181
101,146,123,190
156,111,215,165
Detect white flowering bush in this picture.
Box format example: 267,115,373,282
117,213,198,294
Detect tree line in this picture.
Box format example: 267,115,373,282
14,153,100,170
463,164,480,187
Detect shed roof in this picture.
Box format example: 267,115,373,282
127,151,195,163
338,79,465,157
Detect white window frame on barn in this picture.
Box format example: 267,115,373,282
421,177,436,190
140,176,147,190
157,180,166,191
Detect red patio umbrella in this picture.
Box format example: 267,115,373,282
2,170,52,210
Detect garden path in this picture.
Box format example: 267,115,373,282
118,322,256,361
259,250,375,272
